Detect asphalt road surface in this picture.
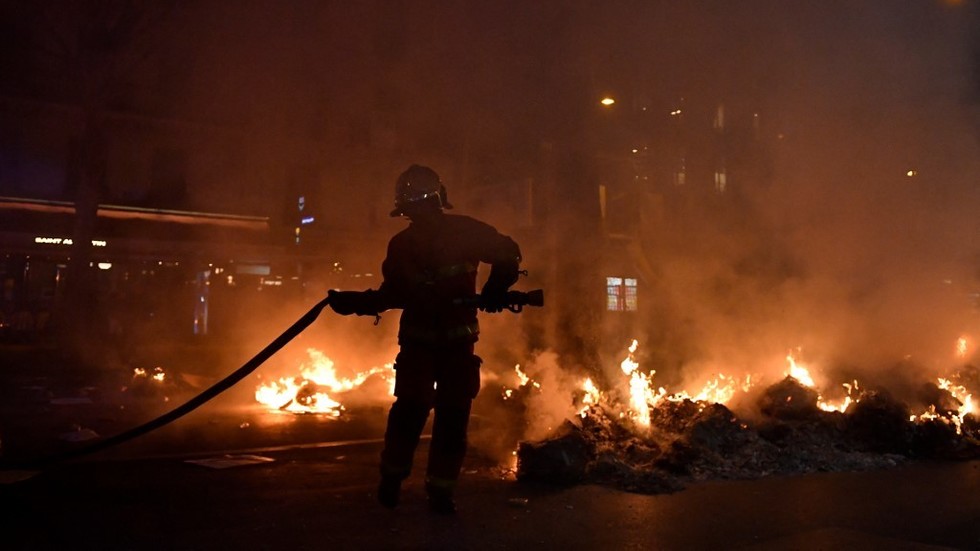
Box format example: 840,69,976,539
2,350,979,550
3,438,980,550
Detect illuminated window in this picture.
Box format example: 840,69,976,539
606,277,638,311
713,104,725,131
673,157,686,186
624,278,638,310
714,171,727,193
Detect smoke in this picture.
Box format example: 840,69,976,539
516,350,586,441
603,1,980,394
466,1,980,457
14,1,978,455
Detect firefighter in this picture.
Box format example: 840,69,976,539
328,164,522,514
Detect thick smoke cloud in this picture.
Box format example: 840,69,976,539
467,2,980,453
603,1,980,389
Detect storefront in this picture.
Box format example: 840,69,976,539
0,196,319,341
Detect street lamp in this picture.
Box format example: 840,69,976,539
600,97,616,107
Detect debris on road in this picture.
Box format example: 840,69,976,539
184,454,276,469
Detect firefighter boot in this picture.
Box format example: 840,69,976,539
377,475,402,509
425,482,456,514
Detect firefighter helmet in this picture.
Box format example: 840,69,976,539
390,164,453,217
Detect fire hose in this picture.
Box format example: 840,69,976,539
2,289,543,469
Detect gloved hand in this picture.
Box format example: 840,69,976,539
328,290,376,316
478,288,509,313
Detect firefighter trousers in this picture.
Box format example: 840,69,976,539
379,341,481,488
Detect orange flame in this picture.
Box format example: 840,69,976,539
938,377,974,434
669,373,755,405
817,381,860,413
255,348,393,415
133,367,166,382
502,363,540,400
786,350,861,413
620,339,662,427
578,377,600,417
786,351,815,387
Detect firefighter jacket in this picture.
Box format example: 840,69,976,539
368,213,521,345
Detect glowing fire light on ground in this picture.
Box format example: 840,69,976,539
785,351,815,387
587,340,755,428
513,335,980,495
505,328,980,494
669,373,755,405
917,377,975,434
619,339,664,428
578,377,600,417
255,348,394,416
815,380,860,413
784,350,861,413
567,339,978,431
502,364,541,400
133,367,166,382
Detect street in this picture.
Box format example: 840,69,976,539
4,438,980,550
1,348,979,550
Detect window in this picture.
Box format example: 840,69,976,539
673,170,686,186
673,157,686,186
606,276,638,311
714,170,727,193
713,104,725,131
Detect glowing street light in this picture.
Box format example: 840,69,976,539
600,97,616,107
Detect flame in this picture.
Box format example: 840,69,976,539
785,351,861,413
911,374,977,433
510,338,978,463
593,340,757,426
578,377,600,417
515,364,531,387
817,380,860,413
502,364,540,400
670,373,754,405
594,343,871,424
255,348,394,415
620,339,661,427
133,367,166,382
786,351,815,387
938,377,974,434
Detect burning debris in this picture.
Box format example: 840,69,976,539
254,348,394,416
133,367,166,383
120,366,189,403
513,341,980,495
